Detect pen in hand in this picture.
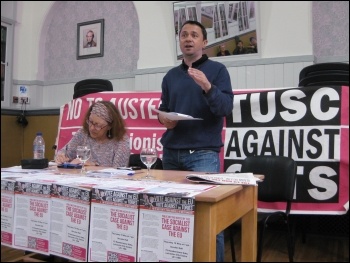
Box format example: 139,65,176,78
55,145,70,164
55,153,69,164
65,144,69,158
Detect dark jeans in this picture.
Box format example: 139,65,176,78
162,148,225,262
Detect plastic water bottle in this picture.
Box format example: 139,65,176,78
33,132,45,159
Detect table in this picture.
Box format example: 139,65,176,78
7,167,258,262
100,168,259,262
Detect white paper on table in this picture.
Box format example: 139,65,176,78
86,168,135,177
152,109,203,121
186,172,258,185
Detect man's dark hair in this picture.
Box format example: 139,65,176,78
180,20,207,40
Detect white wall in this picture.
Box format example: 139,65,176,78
13,1,54,80
9,1,345,110
12,1,313,81
135,1,176,69
259,1,313,58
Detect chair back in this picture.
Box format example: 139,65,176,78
298,73,349,87
73,79,113,99
298,62,349,87
128,154,163,170
241,156,296,205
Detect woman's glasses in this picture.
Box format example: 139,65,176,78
86,120,108,131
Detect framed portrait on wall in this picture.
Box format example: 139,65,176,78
77,19,104,60
173,1,260,60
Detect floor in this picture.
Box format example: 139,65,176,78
226,228,349,262
2,228,348,262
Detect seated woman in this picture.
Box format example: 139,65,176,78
55,101,130,167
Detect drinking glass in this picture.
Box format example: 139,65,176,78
140,148,158,179
76,145,91,174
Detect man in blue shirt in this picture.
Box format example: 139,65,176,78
158,20,233,262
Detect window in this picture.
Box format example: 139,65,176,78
174,10,179,35
1,25,7,102
206,3,228,40
228,1,252,32
187,7,197,21
213,6,220,38
249,1,255,19
232,3,239,21
239,1,249,32
201,6,214,29
228,2,239,23
1,21,13,107
179,8,186,28
218,3,228,37
174,5,198,36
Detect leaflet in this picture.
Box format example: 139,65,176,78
13,179,51,255
89,187,140,262
137,191,195,262
186,173,257,185
152,109,203,121
1,178,16,247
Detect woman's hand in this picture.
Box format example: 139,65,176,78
84,160,97,166
55,153,70,164
70,158,83,164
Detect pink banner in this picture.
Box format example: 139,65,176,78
56,87,349,214
56,91,165,156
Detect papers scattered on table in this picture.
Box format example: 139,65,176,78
1,166,43,175
86,168,135,177
186,173,257,185
152,109,203,121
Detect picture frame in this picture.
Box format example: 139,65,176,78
173,1,260,60
77,19,104,60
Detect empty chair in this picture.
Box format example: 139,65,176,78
298,73,349,87
298,62,349,87
128,153,163,170
299,62,349,81
229,155,297,262
73,78,113,99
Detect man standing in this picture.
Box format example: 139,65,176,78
157,20,233,262
84,30,97,48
